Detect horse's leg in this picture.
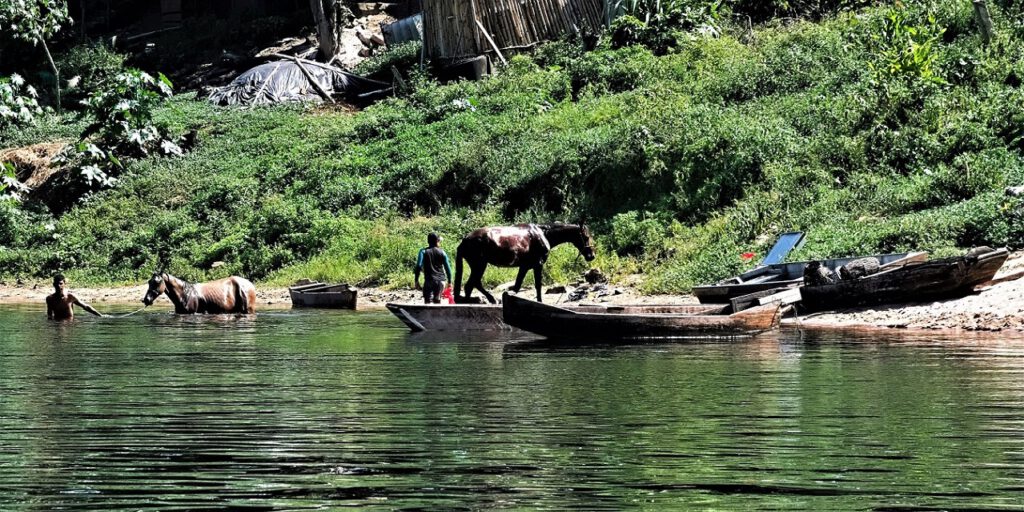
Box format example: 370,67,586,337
462,263,475,300
454,247,465,300
533,264,544,302
470,264,495,304
512,265,529,294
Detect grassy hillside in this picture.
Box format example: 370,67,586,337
2,1,1024,292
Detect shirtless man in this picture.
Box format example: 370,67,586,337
46,274,104,320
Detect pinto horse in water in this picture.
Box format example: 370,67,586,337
455,223,596,303
142,272,257,314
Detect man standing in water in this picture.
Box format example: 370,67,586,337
46,274,104,320
414,233,452,304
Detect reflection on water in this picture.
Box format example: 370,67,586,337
2,305,1024,510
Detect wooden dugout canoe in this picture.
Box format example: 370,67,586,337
799,248,1009,312
501,293,783,341
693,252,928,304
289,282,358,309
386,301,727,332
386,303,509,331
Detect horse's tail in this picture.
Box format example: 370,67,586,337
454,245,464,299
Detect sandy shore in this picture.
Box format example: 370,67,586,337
3,251,1022,331
0,280,694,311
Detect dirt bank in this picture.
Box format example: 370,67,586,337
3,251,1022,331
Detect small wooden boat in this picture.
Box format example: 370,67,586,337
693,252,928,304
289,282,358,309
502,293,783,340
799,248,1009,312
386,303,508,331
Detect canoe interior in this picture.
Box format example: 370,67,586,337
501,293,781,340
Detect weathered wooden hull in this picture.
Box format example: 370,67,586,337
289,282,358,309
387,301,725,332
502,293,781,341
693,252,925,304
799,248,1009,312
387,303,508,331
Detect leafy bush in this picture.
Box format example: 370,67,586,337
608,1,720,54
1,161,28,203
56,69,180,192
532,40,585,69
56,42,127,107
0,74,43,128
353,41,422,79
728,0,877,22
609,210,669,255
867,6,947,86
568,45,661,96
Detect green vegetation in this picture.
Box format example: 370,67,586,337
0,74,44,128
2,1,1024,293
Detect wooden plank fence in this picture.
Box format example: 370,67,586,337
423,0,606,61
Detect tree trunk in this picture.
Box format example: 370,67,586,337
309,0,352,61
41,40,61,113
973,0,995,45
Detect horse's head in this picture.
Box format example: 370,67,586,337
576,224,596,262
142,272,167,306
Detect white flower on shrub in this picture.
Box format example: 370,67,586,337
451,98,476,111
160,139,183,156
80,164,108,185
1,173,28,202
128,129,145,147
85,143,105,159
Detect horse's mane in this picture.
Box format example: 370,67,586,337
163,273,199,302
537,221,579,231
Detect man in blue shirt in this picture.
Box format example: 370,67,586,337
415,232,453,304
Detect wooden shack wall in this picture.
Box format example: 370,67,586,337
423,0,605,61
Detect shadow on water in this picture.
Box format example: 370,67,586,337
2,306,1024,509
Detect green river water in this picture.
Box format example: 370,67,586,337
1,305,1023,510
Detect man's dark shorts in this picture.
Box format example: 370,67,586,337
423,279,446,304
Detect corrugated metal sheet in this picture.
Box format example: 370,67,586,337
382,13,424,47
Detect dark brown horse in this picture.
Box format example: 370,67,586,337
142,272,257,314
455,223,595,303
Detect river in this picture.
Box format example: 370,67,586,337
1,305,1023,510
